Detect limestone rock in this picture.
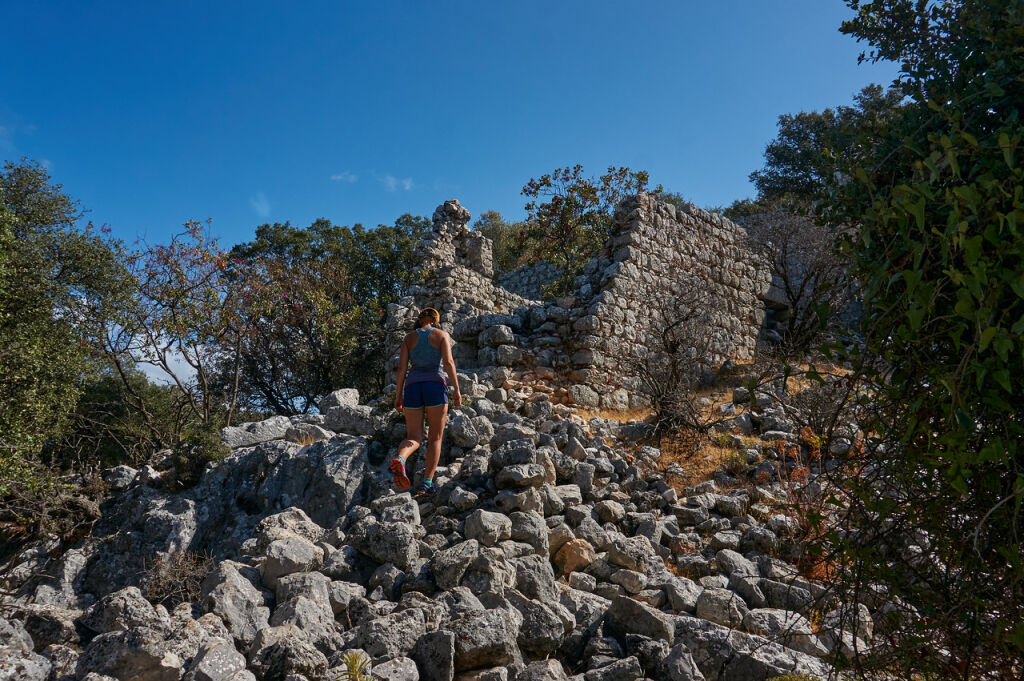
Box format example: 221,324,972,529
604,595,674,644
200,563,270,648
78,587,160,640
260,537,324,588
463,510,511,547
695,588,749,628
76,625,181,681
449,609,521,671
348,520,419,571
246,625,327,681
0,647,51,681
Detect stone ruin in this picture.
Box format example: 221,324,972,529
386,194,776,409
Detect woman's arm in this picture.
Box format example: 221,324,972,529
395,335,410,411
440,332,462,408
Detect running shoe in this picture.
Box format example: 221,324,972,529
389,457,410,491
413,480,435,498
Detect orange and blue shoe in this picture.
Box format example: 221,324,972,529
414,480,436,498
389,457,410,491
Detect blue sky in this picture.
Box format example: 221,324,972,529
1,1,898,248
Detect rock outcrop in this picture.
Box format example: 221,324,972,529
0,198,880,681
1,369,872,681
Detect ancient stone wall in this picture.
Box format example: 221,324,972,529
496,261,561,300
570,195,772,405
386,195,772,408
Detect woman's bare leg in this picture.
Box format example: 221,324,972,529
423,404,448,480
397,408,424,460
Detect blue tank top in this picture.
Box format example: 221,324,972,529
405,327,446,386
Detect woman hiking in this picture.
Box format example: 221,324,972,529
390,307,462,497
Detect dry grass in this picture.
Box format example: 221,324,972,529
659,434,741,490
293,432,321,447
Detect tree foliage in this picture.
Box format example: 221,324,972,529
472,210,525,277
814,1,1024,677
221,256,359,414
0,160,131,488
521,165,658,296
0,161,135,541
230,214,428,400
751,85,904,207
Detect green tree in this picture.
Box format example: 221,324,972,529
815,1,1024,677
0,160,132,533
0,161,130,459
472,210,525,277
230,214,428,399
521,165,658,296
219,256,358,414
751,84,904,207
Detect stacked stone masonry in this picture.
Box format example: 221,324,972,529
497,261,562,301
387,195,773,409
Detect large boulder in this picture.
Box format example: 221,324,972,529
80,587,162,634
357,608,427,660
0,647,51,681
695,588,749,628
675,615,830,681
464,510,511,547
246,625,327,681
412,629,455,681
348,519,419,571
517,660,568,681
0,616,33,653
82,437,372,597
200,563,270,649
324,405,375,436
742,608,829,658
75,626,181,681
182,637,254,681
432,541,480,591
447,411,480,449
220,416,292,449
604,595,675,645
320,388,360,410
553,539,596,575
449,609,521,671
506,591,571,657
259,537,324,588
253,507,325,554
268,596,344,656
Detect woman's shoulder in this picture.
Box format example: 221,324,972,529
429,327,451,343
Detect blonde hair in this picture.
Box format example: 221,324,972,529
416,307,440,328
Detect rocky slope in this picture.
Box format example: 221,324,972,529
0,377,875,681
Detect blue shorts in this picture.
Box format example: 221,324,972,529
403,381,448,409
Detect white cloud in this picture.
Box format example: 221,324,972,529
330,171,358,183
249,191,271,218
380,174,413,192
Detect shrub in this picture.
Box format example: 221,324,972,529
142,550,214,609
740,210,855,353
170,425,228,490
628,282,731,442
338,651,371,681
